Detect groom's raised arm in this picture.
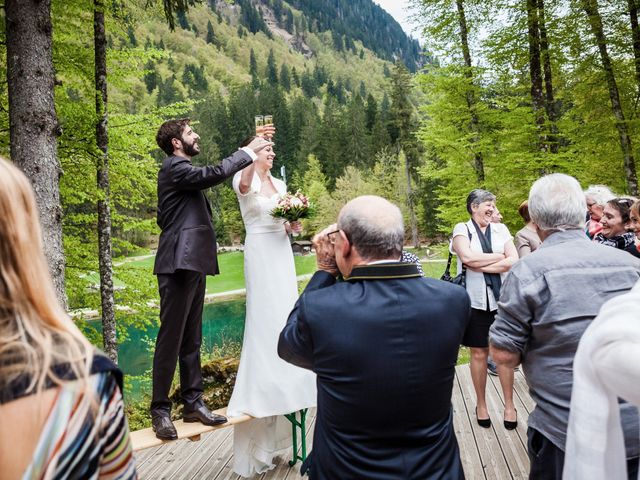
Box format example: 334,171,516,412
278,270,336,370
170,150,253,191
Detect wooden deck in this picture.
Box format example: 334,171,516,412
134,365,533,479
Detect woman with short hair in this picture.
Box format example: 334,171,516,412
451,189,519,429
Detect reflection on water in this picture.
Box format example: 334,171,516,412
86,298,246,401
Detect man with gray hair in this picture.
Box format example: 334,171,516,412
278,195,470,479
489,174,640,479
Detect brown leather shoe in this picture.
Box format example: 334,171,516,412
183,404,227,426
152,414,178,440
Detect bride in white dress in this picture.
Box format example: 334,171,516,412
227,137,316,477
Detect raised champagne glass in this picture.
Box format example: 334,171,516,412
254,115,264,135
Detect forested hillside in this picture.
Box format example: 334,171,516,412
0,0,429,314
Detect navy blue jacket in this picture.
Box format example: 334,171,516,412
278,263,471,480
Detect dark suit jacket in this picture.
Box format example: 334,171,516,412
153,151,252,275
278,263,471,480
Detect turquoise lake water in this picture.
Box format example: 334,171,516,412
88,298,246,402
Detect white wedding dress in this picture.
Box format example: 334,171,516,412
227,171,316,477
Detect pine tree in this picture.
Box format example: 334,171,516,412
389,61,420,247
206,20,217,45
291,66,300,87
177,9,189,30
280,63,291,91
365,93,377,132
144,60,158,93
249,48,260,89
266,49,278,85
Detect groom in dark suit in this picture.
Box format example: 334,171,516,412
278,196,471,479
151,118,272,439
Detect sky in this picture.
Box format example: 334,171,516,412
372,0,421,41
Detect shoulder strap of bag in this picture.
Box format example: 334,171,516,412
444,226,473,276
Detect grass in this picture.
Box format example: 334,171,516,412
125,251,318,295
120,246,449,295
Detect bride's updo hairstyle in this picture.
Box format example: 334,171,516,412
0,157,93,399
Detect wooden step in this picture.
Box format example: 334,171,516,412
130,407,252,451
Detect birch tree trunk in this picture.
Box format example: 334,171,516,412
6,0,67,309
94,0,117,362
582,0,638,195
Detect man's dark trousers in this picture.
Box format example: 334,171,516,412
151,269,206,416
528,428,639,480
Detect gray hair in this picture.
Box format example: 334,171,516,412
338,196,404,259
529,174,586,231
584,184,615,206
466,189,496,214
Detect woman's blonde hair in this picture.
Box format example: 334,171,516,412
0,157,93,398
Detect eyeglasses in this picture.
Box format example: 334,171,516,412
327,229,350,245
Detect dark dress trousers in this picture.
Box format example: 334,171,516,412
278,263,471,480
151,151,252,416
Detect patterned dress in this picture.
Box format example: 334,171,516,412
1,355,136,479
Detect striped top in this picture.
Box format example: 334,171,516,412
23,372,136,479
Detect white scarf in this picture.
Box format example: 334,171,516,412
563,281,640,480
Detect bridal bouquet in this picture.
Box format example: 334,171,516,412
270,191,315,222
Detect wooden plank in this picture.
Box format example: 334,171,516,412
130,407,251,451
136,436,185,479
167,428,233,480
133,445,162,470
456,364,511,480
487,372,530,449
147,427,233,479
483,372,529,479
190,424,239,480
451,369,486,480
130,370,538,480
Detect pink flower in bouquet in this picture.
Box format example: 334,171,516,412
270,191,315,222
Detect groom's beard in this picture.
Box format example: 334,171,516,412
183,138,200,157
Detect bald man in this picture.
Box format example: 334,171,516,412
278,196,470,480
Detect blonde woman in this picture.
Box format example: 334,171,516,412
0,157,136,479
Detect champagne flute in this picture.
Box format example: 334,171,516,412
264,114,273,125
254,115,264,136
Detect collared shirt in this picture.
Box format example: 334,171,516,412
451,219,513,311
489,229,640,456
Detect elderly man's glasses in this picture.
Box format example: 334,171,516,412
327,229,350,245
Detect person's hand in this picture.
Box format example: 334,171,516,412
313,224,339,276
246,136,273,154
289,221,302,234
256,124,276,139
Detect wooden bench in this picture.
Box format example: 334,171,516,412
130,407,309,466
130,407,252,452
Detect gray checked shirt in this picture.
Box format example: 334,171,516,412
489,229,640,457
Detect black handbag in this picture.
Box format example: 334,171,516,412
441,252,466,287
441,226,471,287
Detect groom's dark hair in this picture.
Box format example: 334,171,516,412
240,136,257,148
156,118,191,155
